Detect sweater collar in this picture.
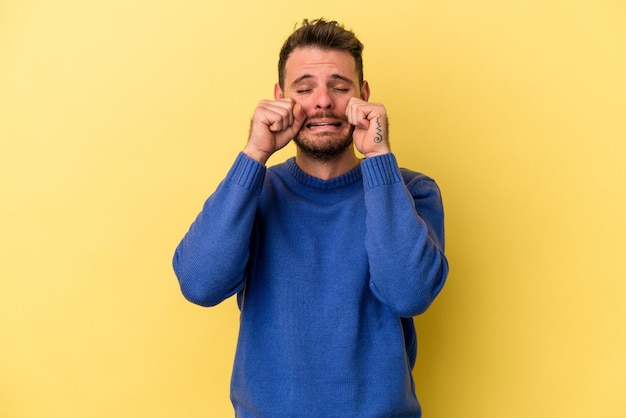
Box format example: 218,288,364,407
284,157,363,191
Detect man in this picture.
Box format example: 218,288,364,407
173,18,448,417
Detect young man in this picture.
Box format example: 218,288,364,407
173,19,448,417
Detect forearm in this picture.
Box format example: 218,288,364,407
362,153,449,317
173,153,265,306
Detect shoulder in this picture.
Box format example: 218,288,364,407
266,158,293,177
399,168,442,199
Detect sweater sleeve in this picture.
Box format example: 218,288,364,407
172,153,265,307
361,153,449,317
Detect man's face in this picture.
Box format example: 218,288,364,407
275,47,370,161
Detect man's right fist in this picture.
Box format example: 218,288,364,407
243,98,306,164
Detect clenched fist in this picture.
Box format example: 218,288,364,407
243,98,306,164
346,97,390,158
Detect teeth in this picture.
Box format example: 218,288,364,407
307,122,341,128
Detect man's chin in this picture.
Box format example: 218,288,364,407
293,135,353,162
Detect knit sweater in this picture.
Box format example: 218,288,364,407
173,152,448,417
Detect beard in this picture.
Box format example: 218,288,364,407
293,113,355,162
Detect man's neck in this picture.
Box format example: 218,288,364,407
295,148,361,180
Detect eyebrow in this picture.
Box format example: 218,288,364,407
290,73,355,87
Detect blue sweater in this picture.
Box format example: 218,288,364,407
173,152,448,417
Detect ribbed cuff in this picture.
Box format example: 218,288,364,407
227,152,266,193
361,153,402,190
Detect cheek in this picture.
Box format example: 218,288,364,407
291,98,314,115
333,102,351,120
335,97,352,115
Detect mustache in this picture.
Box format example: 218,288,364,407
304,111,349,125
296,111,355,139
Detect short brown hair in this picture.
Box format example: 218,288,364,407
278,18,364,89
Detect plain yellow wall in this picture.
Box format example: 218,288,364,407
1,1,625,417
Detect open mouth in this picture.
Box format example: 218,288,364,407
306,121,343,129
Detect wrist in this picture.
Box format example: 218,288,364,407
242,145,271,165
364,146,391,159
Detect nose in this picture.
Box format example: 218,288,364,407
314,88,333,110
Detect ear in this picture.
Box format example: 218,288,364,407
274,83,284,100
360,80,371,101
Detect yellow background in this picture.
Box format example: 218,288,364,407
1,0,625,417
